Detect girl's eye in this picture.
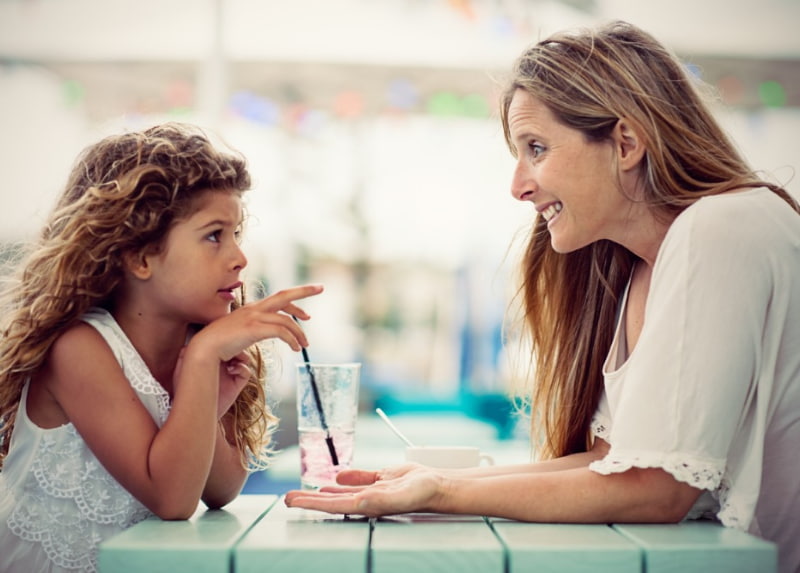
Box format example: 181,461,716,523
234,226,243,244
207,230,222,243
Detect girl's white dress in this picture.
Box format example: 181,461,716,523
0,308,171,572
589,188,800,573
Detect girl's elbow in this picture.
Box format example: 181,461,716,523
201,488,240,510
150,497,199,521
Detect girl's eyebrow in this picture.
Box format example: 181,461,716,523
194,217,241,232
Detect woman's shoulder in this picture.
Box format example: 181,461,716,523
685,187,797,223
671,187,800,248
655,188,800,286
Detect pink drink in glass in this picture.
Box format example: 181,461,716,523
298,427,355,490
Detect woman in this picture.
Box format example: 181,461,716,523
286,21,800,573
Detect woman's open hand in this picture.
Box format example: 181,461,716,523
284,464,448,517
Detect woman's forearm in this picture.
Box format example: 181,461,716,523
434,465,702,523
448,447,608,479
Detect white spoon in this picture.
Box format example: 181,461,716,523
375,407,415,447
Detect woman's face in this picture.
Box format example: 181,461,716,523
507,89,641,254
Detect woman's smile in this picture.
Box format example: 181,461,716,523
540,201,563,225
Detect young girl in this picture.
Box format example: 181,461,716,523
0,122,323,572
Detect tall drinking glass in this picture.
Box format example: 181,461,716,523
296,362,361,490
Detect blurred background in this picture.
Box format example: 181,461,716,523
1,0,799,460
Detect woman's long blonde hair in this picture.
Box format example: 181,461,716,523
0,122,277,467
500,21,800,459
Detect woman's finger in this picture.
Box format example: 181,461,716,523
335,469,381,486
284,491,371,516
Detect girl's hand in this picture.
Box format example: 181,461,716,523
217,352,251,418
284,465,447,517
171,347,252,419
191,284,323,363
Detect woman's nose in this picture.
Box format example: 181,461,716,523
510,160,535,201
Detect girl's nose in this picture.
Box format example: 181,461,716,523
232,243,248,271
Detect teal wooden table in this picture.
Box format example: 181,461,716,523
99,494,777,573
98,494,278,573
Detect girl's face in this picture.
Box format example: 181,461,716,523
507,90,642,254
144,190,247,325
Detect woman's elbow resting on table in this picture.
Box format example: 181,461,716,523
598,466,704,523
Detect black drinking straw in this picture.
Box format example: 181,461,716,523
295,318,339,466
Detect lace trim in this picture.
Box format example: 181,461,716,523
590,412,611,441
5,309,166,571
712,477,749,530
83,309,170,423
8,424,152,571
589,449,725,491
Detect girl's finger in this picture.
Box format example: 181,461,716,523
282,303,311,320
259,284,323,311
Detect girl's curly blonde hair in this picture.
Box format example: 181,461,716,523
0,122,277,468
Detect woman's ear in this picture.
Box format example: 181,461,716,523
123,250,152,280
612,118,647,172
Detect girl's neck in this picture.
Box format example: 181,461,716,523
110,307,190,395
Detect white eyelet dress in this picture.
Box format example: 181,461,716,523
0,308,171,572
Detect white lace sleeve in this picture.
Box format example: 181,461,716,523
590,392,611,441
589,449,724,490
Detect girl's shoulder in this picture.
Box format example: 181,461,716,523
27,317,122,428
51,316,114,358
46,318,124,385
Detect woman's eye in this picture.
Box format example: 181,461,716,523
207,230,222,243
530,142,545,158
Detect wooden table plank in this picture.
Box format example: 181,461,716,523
491,520,641,573
234,499,371,573
98,494,277,573
613,521,777,573
371,514,504,573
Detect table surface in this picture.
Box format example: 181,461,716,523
99,494,777,573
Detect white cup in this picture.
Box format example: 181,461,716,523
404,446,495,469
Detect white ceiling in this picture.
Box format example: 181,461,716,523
0,0,798,67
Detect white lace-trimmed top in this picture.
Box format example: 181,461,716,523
588,189,800,573
0,308,171,572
